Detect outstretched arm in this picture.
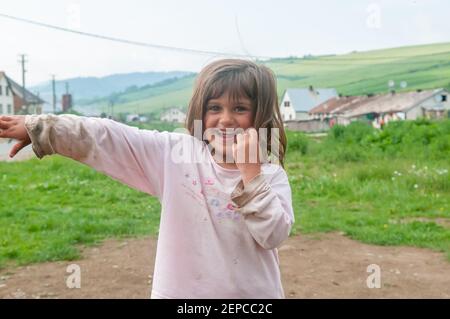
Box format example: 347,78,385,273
0,115,31,158
0,114,169,197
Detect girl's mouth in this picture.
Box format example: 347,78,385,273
209,129,237,145
215,129,237,140
221,134,235,141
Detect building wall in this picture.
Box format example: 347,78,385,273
280,92,296,121
421,92,450,111
295,111,311,120
27,104,43,115
161,109,186,123
0,77,14,114
13,95,26,114
407,91,450,120
405,105,423,120
62,94,72,112
284,120,330,133
336,116,351,126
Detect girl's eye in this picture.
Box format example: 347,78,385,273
235,106,248,112
207,105,221,112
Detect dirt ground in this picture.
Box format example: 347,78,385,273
0,232,449,299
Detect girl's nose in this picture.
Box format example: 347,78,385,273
219,110,235,126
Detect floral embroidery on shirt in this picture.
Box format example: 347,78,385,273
209,198,220,207
181,172,241,222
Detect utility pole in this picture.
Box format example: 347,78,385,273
18,54,27,113
51,75,56,113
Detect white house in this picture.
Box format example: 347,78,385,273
160,107,186,123
0,72,14,115
0,71,45,115
280,86,338,121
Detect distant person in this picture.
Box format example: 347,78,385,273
329,118,336,128
0,59,294,299
372,119,380,129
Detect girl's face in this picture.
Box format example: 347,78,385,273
203,93,254,159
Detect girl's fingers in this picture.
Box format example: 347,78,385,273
247,128,258,144
0,127,11,138
0,127,16,138
234,134,245,163
233,128,260,164
9,140,29,158
236,132,245,145
0,120,12,130
247,129,259,163
0,116,14,121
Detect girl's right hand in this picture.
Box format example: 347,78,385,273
0,115,31,158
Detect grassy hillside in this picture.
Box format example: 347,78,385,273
80,42,450,115
79,75,196,116
31,71,192,103
267,42,450,97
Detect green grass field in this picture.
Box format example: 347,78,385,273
286,119,450,259
0,157,162,267
0,119,449,269
83,42,450,115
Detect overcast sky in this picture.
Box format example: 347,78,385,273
1,0,449,85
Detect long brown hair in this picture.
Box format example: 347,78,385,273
185,59,287,167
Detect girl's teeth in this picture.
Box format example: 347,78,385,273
217,130,235,136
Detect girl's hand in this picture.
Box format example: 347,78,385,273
232,128,262,186
0,115,31,158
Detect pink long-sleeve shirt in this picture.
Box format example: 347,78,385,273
24,114,295,299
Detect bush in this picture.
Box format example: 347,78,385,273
322,118,450,161
329,121,374,144
370,119,450,159
287,131,309,155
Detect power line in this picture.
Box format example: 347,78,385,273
0,12,271,60
1,12,449,65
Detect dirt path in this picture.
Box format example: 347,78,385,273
0,232,449,299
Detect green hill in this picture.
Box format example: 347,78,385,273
80,42,450,116
267,42,450,97
32,71,192,113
